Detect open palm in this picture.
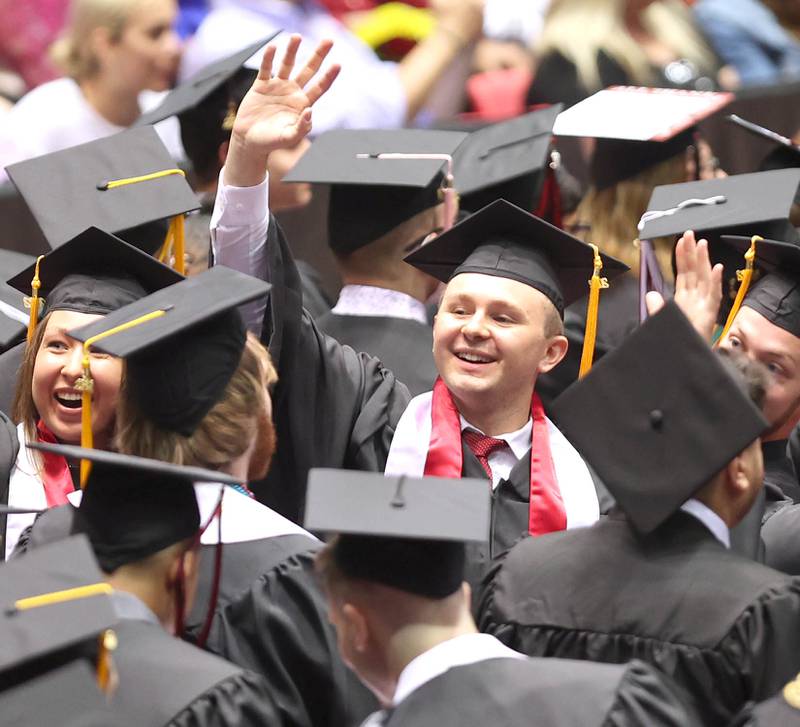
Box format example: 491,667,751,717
232,35,341,154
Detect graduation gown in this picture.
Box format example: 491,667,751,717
731,687,800,726
375,657,700,727
0,340,23,415
21,500,377,727
316,312,437,396
478,509,800,726
110,618,282,727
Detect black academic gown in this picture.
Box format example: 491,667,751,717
731,689,800,726
21,503,377,727
478,509,800,726
110,618,282,727
376,657,700,727
316,312,437,396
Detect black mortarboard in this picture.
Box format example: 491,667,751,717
405,199,628,316
717,235,800,339
29,442,238,572
305,468,489,598
553,86,732,189
453,105,562,212
728,114,800,165
638,169,800,242
7,226,183,317
5,127,200,255
283,128,468,253
135,34,279,126
66,266,269,436
0,249,33,350
551,301,768,535
0,535,117,686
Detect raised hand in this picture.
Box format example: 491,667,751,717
225,35,340,187
645,230,723,342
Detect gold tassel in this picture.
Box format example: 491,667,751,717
716,235,761,345
96,628,118,693
74,309,169,487
172,214,185,275
24,254,46,342
579,244,608,378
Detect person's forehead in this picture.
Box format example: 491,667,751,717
43,309,103,332
735,305,800,359
443,272,546,308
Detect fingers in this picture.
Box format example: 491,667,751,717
645,291,665,317
277,34,302,80
257,44,277,82
305,63,341,107
293,38,334,88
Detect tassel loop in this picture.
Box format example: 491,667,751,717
24,254,46,342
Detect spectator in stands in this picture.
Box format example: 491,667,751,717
180,0,485,132
0,0,183,182
527,0,728,109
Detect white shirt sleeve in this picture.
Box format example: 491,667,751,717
210,168,271,336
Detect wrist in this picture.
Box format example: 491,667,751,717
435,23,471,51
224,133,271,188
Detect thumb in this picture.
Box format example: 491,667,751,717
645,291,665,317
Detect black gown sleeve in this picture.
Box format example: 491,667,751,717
204,549,378,727
252,216,411,520
600,660,703,727
167,670,288,727
763,502,800,574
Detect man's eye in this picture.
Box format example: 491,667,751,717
768,362,784,377
728,336,741,348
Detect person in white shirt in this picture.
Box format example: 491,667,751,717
0,0,183,181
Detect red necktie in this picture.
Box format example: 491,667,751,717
462,429,509,481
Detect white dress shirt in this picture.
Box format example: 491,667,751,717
393,633,525,707
332,285,429,325
460,417,532,489
210,170,271,336
680,498,730,548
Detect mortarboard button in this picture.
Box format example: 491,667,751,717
649,409,664,430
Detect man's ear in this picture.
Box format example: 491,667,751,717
537,334,569,374
342,602,370,653
725,453,750,496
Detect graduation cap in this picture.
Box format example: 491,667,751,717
0,535,118,691
0,661,123,727
283,128,469,253
553,86,732,189
29,442,238,573
5,126,200,269
5,226,183,342
406,199,628,374
64,266,269,481
638,169,800,243
453,105,562,213
550,300,768,535
727,114,800,170
305,468,490,598
135,34,279,126
715,234,800,340
0,249,33,351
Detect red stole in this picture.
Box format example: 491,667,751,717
423,378,567,536
35,420,75,507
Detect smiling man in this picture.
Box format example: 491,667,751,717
211,36,627,583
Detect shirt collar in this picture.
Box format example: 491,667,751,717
332,284,429,326
393,633,525,706
679,498,730,548
459,416,532,461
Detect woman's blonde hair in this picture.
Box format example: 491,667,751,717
49,0,140,80
114,333,277,470
12,312,50,445
571,153,686,277
537,0,718,91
